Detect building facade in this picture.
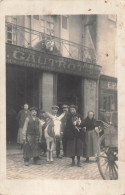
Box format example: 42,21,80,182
6,15,117,142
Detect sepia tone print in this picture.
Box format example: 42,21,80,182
6,15,118,180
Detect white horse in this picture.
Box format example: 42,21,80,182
44,112,65,163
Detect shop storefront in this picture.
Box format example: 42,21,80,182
6,43,101,142
98,75,117,120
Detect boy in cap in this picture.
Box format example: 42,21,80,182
22,107,42,166
51,105,62,158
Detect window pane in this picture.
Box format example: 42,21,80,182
7,32,12,39
7,40,12,44
13,32,17,42
12,16,17,23
7,25,12,32
40,19,45,27
33,15,39,20
50,23,54,30
51,30,54,36
48,21,51,27
62,16,67,29
40,19,45,32
47,28,50,35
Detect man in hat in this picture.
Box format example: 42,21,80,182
51,105,59,116
65,105,84,167
51,105,62,158
61,104,69,156
22,107,42,166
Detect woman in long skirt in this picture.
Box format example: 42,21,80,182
83,111,100,162
17,103,30,148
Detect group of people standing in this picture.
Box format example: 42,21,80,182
62,105,100,167
16,103,100,166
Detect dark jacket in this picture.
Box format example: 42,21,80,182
64,113,84,140
83,117,98,131
65,113,85,157
61,112,69,133
27,115,40,136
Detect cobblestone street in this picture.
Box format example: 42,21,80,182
7,148,102,180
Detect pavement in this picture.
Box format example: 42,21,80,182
7,144,102,180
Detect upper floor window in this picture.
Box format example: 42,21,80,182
108,15,117,23
40,19,45,32
32,15,55,35
6,16,17,44
33,15,39,20
46,21,54,35
6,16,17,24
62,16,68,29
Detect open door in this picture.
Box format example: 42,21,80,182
57,73,82,114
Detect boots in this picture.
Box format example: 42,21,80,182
77,156,81,167
85,157,89,163
33,156,41,165
71,156,75,166
24,158,29,166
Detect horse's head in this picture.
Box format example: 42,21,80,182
46,112,65,137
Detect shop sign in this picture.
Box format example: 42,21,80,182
6,44,101,79
108,81,117,90
100,80,117,90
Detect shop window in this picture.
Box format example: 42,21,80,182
62,16,68,29
103,95,115,112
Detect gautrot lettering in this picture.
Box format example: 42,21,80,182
6,43,101,79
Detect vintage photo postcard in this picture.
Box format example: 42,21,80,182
0,0,125,195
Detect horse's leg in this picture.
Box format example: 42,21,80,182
46,140,50,162
50,141,53,162
50,141,55,162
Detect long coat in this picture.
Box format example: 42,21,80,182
83,117,99,157
17,109,31,144
17,109,31,128
65,113,84,157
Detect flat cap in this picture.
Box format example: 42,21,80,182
62,104,69,109
51,105,59,109
30,107,38,111
39,109,45,114
69,105,77,109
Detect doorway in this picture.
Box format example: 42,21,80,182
6,65,40,142
57,73,83,114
